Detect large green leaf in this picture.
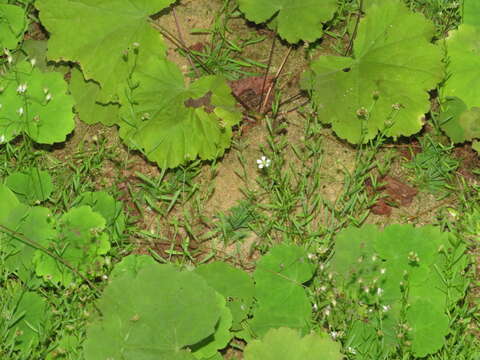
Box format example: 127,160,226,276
36,0,173,102
237,0,337,43
301,0,443,143
0,60,75,144
249,245,314,337
118,57,242,168
444,24,480,109
331,224,467,357
83,263,222,360
69,67,120,126
195,261,254,331
406,301,449,357
463,0,480,26
244,327,342,360
191,294,233,359
0,3,26,49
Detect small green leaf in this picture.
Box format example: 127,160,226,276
301,0,443,143
0,3,26,49
249,245,314,337
0,60,75,144
6,167,53,204
83,263,221,360
237,0,337,43
74,191,125,241
244,327,342,360
34,205,110,285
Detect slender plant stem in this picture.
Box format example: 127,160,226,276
261,46,293,114
258,30,277,112
344,0,363,57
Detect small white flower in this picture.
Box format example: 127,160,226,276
17,83,27,93
307,253,316,260
331,299,337,307
347,346,357,354
0,134,5,143
7,55,13,64
324,305,331,316
101,274,108,280
312,303,318,312
17,107,24,116
319,285,327,292
45,93,52,102
377,287,384,296
330,331,338,340
380,268,386,275
30,58,36,67
256,156,271,169
382,305,391,313
132,42,140,48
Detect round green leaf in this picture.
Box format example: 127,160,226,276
249,245,314,337
301,0,443,143
237,0,337,43
0,3,26,49
36,0,174,102
195,261,254,330
118,57,242,169
83,263,222,360
244,327,342,360
0,60,75,144
6,167,53,204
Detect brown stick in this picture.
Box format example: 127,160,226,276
260,46,293,114
258,30,277,112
